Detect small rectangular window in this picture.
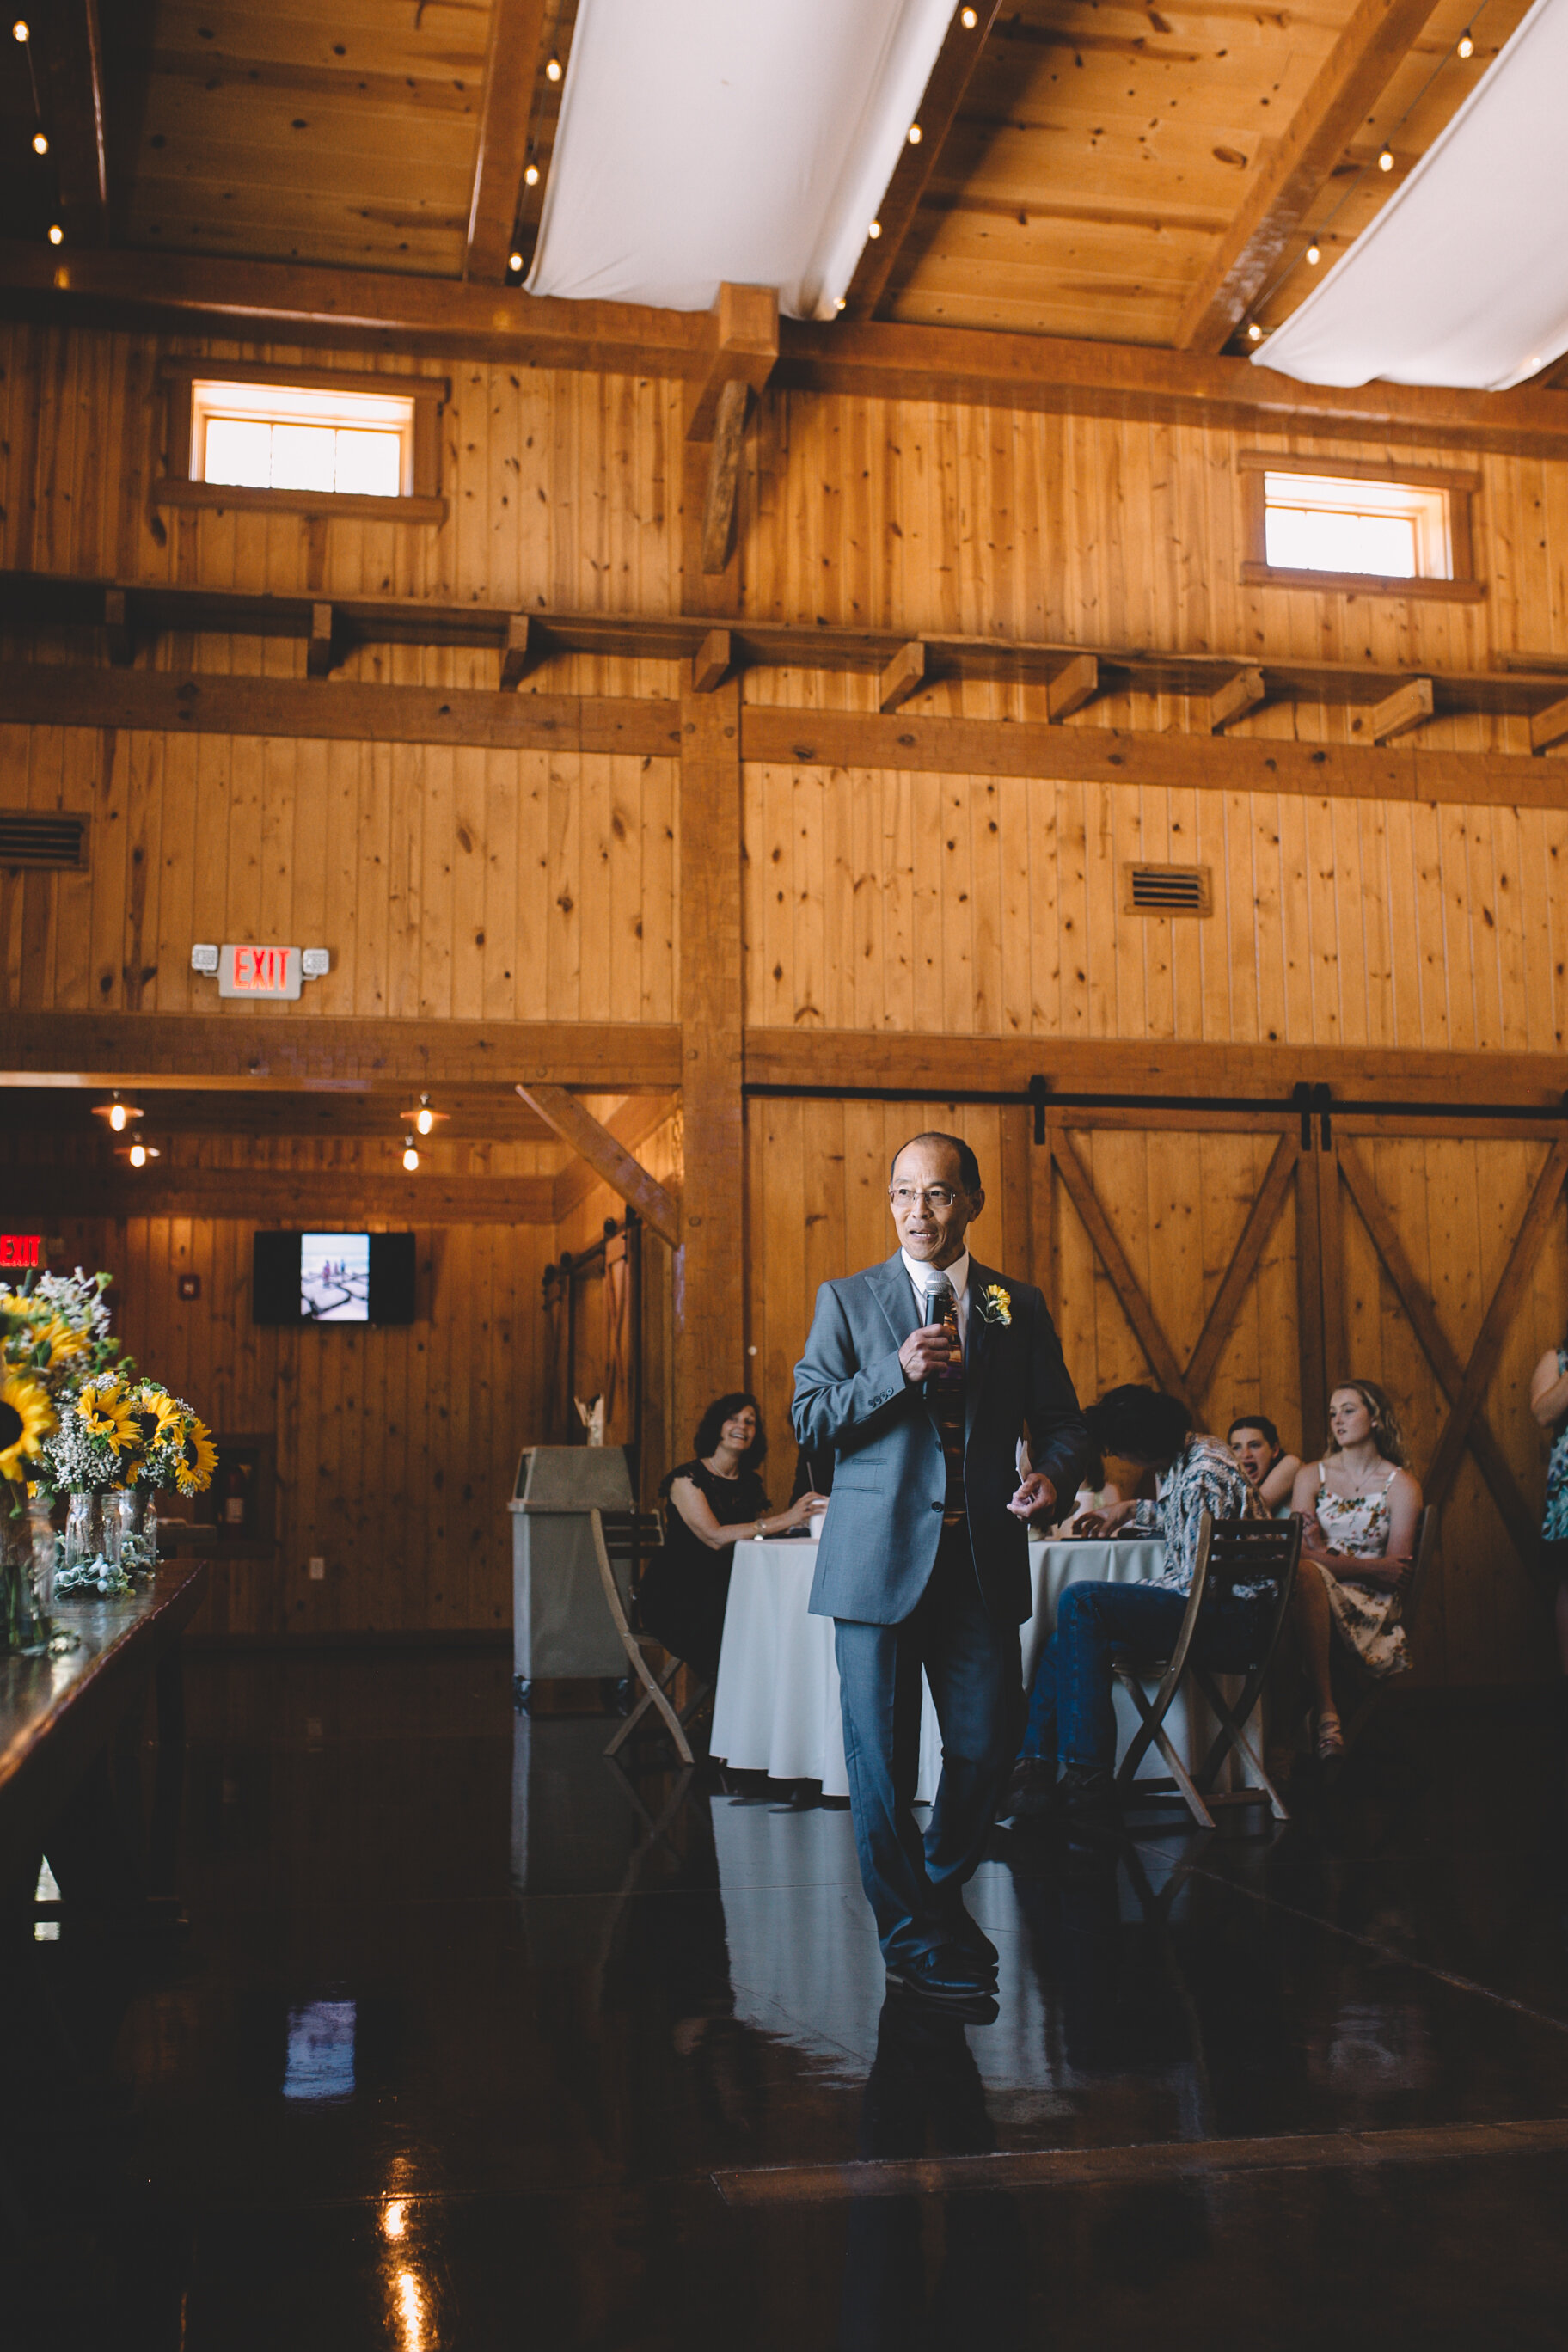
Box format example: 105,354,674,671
1238,450,1482,602
193,380,414,498
157,361,448,524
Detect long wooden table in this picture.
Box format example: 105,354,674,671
0,1560,208,1905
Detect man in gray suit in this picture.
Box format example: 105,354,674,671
793,1132,1087,2006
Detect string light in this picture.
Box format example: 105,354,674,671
1306,242,1321,265
416,1097,435,1136
1246,322,1264,342
508,251,523,273
908,123,922,144
1377,146,1394,171
402,1136,420,1173
32,130,47,154
1457,28,1474,56
11,20,29,40
524,162,539,186
867,219,882,239
47,223,62,245
835,297,846,311
129,1142,147,1167
544,54,561,80
95,1095,145,1131
110,1102,127,1131
961,5,977,23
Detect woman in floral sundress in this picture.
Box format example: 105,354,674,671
1528,1338,1568,1674
1289,1380,1422,1763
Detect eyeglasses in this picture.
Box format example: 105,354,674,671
889,1185,959,1210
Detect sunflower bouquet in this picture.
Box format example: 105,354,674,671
131,1383,217,1499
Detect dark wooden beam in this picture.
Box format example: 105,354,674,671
465,0,550,282
1209,666,1266,733
841,0,1003,322
690,630,731,694
1360,677,1433,744
684,283,780,441
3,1013,683,1091
701,380,750,577
39,0,109,244
1047,653,1098,722
677,674,745,1447
518,1082,681,1246
1531,694,1568,754
499,614,533,692
878,641,926,714
552,1093,679,1222
0,1167,559,1224
9,242,1568,456
1175,0,1442,352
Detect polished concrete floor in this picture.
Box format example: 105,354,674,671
11,1656,1568,2349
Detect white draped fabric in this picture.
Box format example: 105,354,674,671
525,0,954,319
711,1535,1233,1800
1257,0,1568,391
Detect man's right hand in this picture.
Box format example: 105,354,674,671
899,1324,959,1384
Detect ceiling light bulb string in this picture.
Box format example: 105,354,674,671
1244,0,1498,340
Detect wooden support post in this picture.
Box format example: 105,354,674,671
307,603,334,679
878,640,926,714
103,588,132,667
516,1082,681,1246
1208,665,1266,733
701,381,749,576
499,614,531,691
690,629,731,695
1530,694,1568,754
677,674,745,1452
1048,653,1099,722
685,283,780,442
1358,677,1433,744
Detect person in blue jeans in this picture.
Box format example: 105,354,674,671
1004,1386,1267,1841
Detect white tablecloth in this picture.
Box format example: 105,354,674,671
710,1534,1239,1801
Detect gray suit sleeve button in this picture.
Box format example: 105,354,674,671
930,1500,944,1511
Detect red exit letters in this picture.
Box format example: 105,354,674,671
217,944,303,1001
0,1234,42,1268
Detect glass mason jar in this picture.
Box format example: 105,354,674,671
102,1489,134,1573
0,1491,50,1656
64,1491,99,1577
28,1492,56,1613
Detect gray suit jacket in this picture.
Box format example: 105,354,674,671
793,1251,1087,1627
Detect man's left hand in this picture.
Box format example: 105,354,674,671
1007,1471,1057,1523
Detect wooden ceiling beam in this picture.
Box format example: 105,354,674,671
841,0,1003,322
518,1083,681,1246
39,0,109,242
0,1167,560,1225
9,241,1568,455
465,0,550,284
1174,0,1442,353
684,284,780,441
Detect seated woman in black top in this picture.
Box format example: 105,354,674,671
640,1393,825,1682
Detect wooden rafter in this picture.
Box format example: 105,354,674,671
1175,0,1442,352
552,1094,680,1224
1424,1140,1568,1517
40,0,109,242
518,1083,681,1247
465,0,549,283
0,1167,558,1224
10,241,1568,456
1049,1132,1191,1407
840,0,1003,322
1335,1140,1539,1557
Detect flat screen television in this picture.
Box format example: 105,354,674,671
253,1232,418,1326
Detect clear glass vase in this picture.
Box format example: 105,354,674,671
28,1494,56,1612
102,1489,132,1574
1,1491,51,1656
64,1491,99,1578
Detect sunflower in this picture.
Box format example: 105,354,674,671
77,1381,139,1456
31,1314,89,1373
0,1370,56,1483
176,1417,218,1496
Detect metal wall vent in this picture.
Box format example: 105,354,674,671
1124,862,1211,916
0,811,90,871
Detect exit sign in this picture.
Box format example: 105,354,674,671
217,944,303,1000
0,1234,42,1268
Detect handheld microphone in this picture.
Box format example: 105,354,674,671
922,1272,961,1394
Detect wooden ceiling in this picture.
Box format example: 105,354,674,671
2,0,1536,360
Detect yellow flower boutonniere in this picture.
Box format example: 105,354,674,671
977,1283,1013,1327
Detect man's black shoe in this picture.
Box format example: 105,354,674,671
1057,1764,1123,1845
999,1755,1057,1823
885,1943,998,2011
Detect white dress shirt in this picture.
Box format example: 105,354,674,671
900,1246,971,1350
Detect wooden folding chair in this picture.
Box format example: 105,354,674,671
1112,1510,1303,1830
1332,1504,1438,1761
591,1507,709,1767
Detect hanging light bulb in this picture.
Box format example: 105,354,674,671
416,1096,435,1136
129,1142,147,1167
1456,28,1474,56
1306,242,1321,265
508,251,524,273
524,162,539,186
908,123,922,144
835,297,846,311
867,219,882,239
47,223,62,245
402,1136,420,1173
110,1100,127,1131
12,19,29,40
961,5,978,23
1246,322,1264,342
1377,146,1394,172
544,53,561,80
32,130,47,155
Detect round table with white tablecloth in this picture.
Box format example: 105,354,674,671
708,1531,1247,1802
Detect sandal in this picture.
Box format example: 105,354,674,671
1314,1711,1345,1764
